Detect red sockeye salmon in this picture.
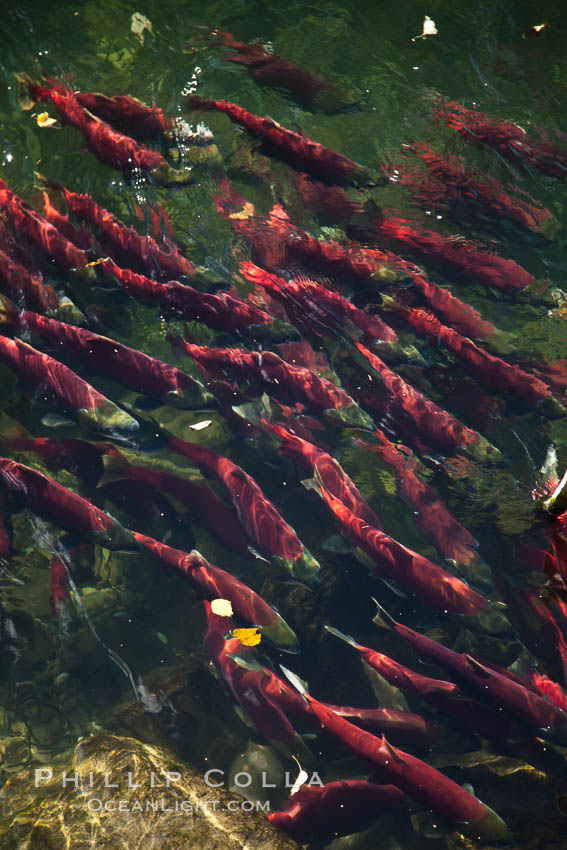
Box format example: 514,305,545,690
281,666,510,845
0,334,138,433
168,437,321,587
188,95,373,186
172,337,374,429
0,458,138,551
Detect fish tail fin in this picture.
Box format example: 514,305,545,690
97,449,130,487
371,597,396,631
0,413,32,443
0,293,18,326
15,71,43,110
232,393,272,430
324,624,359,648
302,463,326,495
280,665,309,702
167,332,189,355
187,94,209,111
34,172,63,193
182,324,199,344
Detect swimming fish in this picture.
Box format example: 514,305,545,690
280,666,511,845
210,30,356,113
372,600,567,747
55,184,212,284
308,467,487,615
386,300,565,418
172,337,374,429
102,258,290,338
188,95,373,186
377,215,541,296
203,602,310,757
0,177,88,270
0,244,64,318
239,260,404,360
438,100,567,179
22,76,186,185
246,413,382,528
352,342,500,462
0,294,210,409
0,334,139,433
134,533,300,652
268,779,406,844
325,624,567,777
75,91,173,137
101,448,252,557
355,430,480,569
167,437,321,587
400,141,557,237
0,458,139,551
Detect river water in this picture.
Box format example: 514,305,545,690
0,1,567,848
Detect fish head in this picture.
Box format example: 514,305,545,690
537,394,567,420
282,549,321,590
463,438,502,464
324,404,374,430
55,296,86,326
262,620,301,654
372,340,426,366
79,402,140,435
463,807,512,847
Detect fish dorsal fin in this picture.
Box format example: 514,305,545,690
226,653,268,675
371,597,397,631
381,735,403,763
464,654,491,678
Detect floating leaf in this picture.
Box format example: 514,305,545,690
290,756,309,795
211,598,233,617
131,12,153,44
412,16,438,42
229,202,255,221
232,626,262,646
36,112,58,128
523,23,549,39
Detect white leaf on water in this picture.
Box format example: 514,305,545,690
412,16,438,42
290,756,308,796
211,598,233,617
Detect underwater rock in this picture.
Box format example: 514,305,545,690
0,733,300,849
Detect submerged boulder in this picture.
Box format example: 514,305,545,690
0,733,299,849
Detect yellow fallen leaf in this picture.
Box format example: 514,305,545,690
36,112,58,128
232,626,262,646
85,257,110,268
211,598,233,617
229,202,255,221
